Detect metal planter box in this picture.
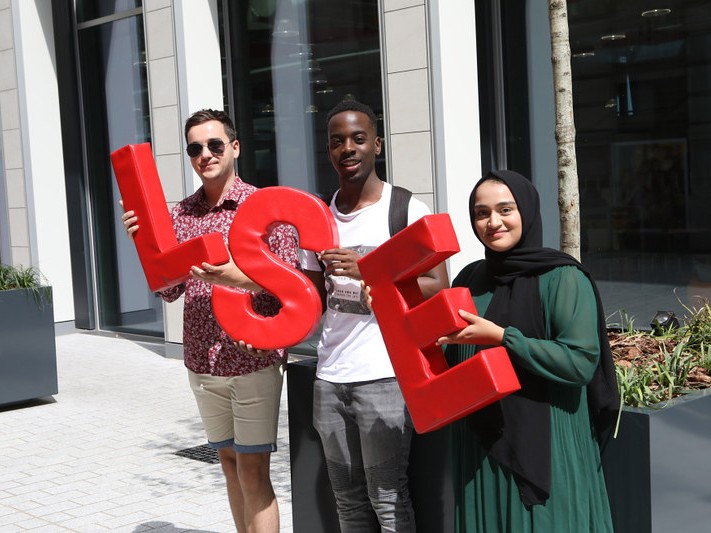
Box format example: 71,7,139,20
0,287,57,405
602,388,711,533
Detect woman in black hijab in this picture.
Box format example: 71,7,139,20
438,170,618,532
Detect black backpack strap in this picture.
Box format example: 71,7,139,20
389,185,412,237
326,185,410,239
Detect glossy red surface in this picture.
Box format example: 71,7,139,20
358,214,520,433
111,143,229,292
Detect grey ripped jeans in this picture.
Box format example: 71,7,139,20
313,377,416,533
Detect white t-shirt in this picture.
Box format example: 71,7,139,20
301,182,431,382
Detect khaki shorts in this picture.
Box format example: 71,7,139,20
188,363,284,453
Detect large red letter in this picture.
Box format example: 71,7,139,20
212,187,338,350
110,143,229,291
358,214,520,433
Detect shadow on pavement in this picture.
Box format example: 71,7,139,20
133,521,221,533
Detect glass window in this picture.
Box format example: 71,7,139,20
76,0,142,24
482,0,711,325
77,11,163,337
570,0,711,323
223,0,384,199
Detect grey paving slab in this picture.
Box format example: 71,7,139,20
0,332,294,532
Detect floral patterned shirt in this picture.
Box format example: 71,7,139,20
158,177,299,376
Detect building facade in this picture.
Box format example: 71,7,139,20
1,0,709,348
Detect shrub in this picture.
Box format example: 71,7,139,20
610,300,711,407
0,264,46,291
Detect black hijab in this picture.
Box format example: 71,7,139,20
459,170,619,506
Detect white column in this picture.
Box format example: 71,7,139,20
12,0,74,321
429,0,485,276
158,1,224,343
173,0,224,194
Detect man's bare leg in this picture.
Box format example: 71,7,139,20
218,448,279,533
218,447,247,531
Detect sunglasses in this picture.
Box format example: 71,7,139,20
186,138,231,158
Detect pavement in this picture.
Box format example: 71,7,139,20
0,331,295,532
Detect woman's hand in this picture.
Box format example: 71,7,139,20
436,309,505,346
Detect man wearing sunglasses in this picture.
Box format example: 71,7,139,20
122,109,297,533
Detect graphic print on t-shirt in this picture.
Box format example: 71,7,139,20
326,245,374,315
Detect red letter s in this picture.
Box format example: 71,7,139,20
212,187,338,350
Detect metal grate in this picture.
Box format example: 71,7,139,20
174,444,220,464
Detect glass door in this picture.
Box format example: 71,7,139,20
77,3,164,337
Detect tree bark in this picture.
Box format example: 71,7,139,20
548,0,580,260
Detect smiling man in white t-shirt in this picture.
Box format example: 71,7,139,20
302,99,449,532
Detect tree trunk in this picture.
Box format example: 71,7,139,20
548,0,580,260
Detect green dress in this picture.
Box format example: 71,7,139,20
449,265,614,533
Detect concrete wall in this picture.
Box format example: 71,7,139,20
146,0,224,343
381,0,484,277
0,0,74,321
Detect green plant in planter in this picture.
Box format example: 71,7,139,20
610,301,711,407
604,301,711,533
0,262,57,408
0,264,51,308
0,263,45,290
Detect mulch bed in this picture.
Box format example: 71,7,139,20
608,330,711,390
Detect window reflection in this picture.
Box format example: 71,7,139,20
78,12,163,337
570,0,711,321
224,0,384,199
76,0,142,23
